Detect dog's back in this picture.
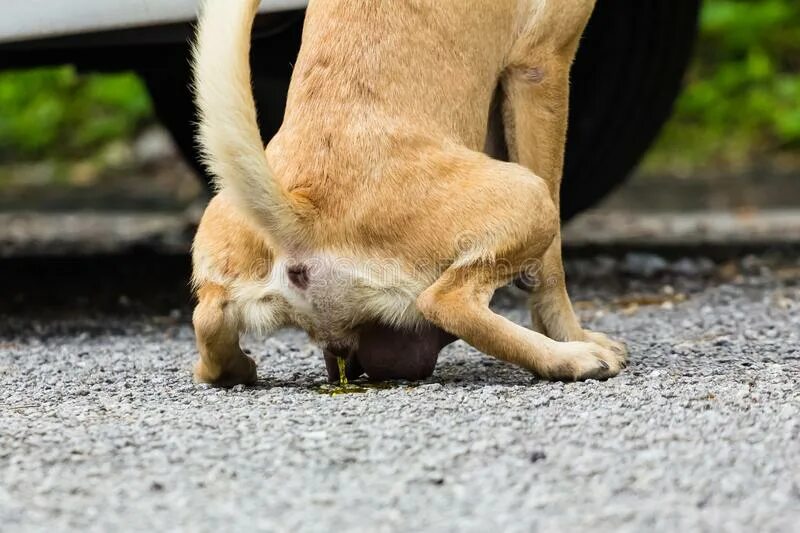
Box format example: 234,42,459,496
262,0,521,256
281,0,517,151
195,0,591,255
265,0,593,248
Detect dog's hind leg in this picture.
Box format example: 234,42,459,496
501,42,626,361
416,158,624,381
192,282,257,386
417,260,623,381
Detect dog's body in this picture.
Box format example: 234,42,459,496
191,0,627,386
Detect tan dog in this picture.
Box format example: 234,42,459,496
190,0,627,386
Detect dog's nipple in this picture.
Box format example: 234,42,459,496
287,264,310,289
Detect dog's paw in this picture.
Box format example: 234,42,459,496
582,329,628,367
194,354,258,387
545,340,625,381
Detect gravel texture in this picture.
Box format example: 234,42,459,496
1,255,799,532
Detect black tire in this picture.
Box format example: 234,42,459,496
145,2,700,217
563,0,701,219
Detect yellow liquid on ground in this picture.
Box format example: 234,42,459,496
337,357,348,386
314,358,398,395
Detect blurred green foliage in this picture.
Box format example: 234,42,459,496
644,0,800,172
0,66,152,162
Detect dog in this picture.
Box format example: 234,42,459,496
190,0,627,387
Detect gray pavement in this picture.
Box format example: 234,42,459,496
1,255,799,532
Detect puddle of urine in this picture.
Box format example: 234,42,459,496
316,380,398,396
316,382,391,396
314,357,410,396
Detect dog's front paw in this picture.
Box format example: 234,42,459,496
545,340,626,381
582,329,628,367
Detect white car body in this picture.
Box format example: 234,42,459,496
0,0,308,44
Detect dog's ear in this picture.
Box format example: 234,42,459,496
351,322,455,381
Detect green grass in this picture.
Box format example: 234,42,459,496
643,0,800,173
0,66,152,163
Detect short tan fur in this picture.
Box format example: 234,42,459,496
190,0,627,386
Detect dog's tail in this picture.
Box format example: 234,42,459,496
193,0,304,244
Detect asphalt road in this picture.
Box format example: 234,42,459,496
1,253,799,532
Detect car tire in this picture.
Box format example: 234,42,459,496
563,0,701,219
144,1,700,218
